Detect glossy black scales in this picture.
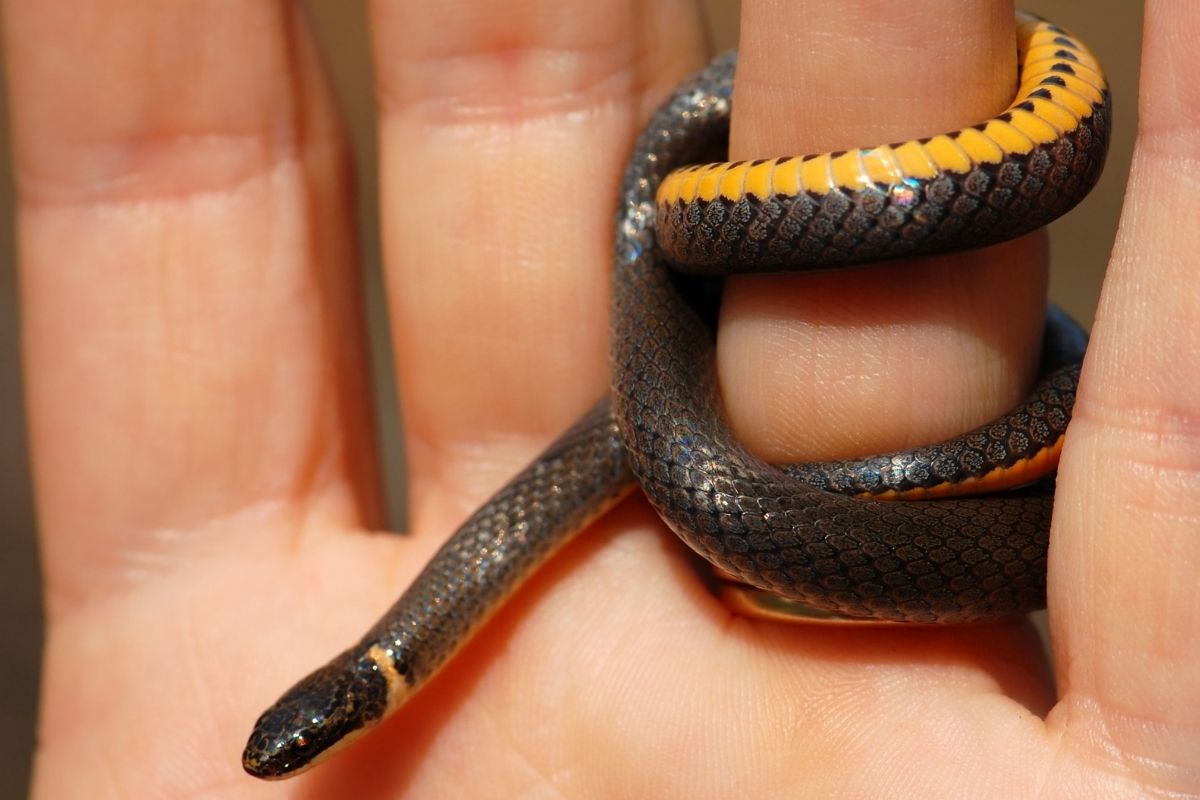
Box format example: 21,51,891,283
609,47,1104,622
245,14,1108,779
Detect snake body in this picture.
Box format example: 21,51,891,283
243,13,1110,779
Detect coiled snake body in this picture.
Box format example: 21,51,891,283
244,13,1110,779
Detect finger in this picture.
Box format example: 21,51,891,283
6,1,379,615
721,0,1046,462
371,0,708,533
1049,0,1200,792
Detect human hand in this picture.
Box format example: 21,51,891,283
9,0,1197,797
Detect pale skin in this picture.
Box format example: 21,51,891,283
7,0,1200,796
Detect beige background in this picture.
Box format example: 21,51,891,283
0,1,1142,795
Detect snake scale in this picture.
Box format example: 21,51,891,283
243,12,1110,778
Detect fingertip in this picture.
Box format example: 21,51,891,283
730,0,1016,158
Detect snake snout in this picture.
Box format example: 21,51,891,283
242,650,389,779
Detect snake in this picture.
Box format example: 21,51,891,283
242,12,1110,779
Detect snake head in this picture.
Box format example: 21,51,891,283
242,648,393,779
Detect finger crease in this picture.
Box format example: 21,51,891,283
13,126,328,209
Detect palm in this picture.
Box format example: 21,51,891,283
11,0,1199,797
234,507,1054,797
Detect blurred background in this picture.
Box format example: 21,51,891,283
0,1,1141,795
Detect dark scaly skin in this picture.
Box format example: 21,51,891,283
243,402,633,779
244,17,1110,778
655,19,1110,272
611,48,1106,623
